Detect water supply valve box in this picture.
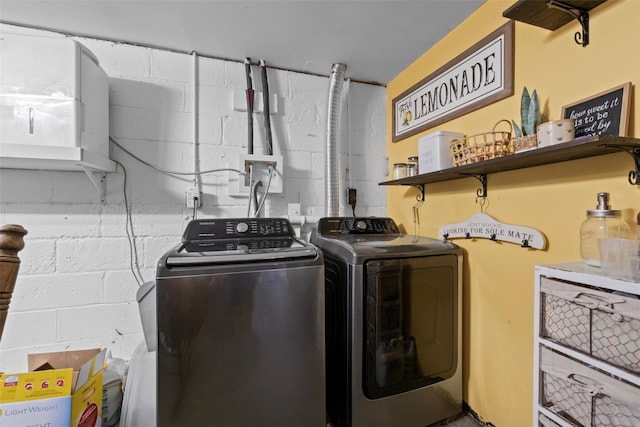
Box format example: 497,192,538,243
230,154,284,197
0,32,114,172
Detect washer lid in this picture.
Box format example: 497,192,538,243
165,236,318,266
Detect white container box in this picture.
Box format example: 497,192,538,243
418,130,463,174
0,33,113,172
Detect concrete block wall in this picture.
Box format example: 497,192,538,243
0,24,388,371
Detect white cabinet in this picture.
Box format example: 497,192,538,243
534,264,640,427
0,32,113,174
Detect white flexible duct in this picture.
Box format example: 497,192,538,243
325,63,346,217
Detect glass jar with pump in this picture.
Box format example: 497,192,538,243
579,192,630,267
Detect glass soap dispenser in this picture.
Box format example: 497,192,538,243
580,192,630,267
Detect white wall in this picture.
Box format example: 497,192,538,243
0,24,388,371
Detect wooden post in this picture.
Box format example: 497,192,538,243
0,224,27,343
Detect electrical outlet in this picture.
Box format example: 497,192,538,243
185,187,201,208
288,203,301,216
346,188,357,206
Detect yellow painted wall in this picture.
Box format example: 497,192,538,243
386,0,639,425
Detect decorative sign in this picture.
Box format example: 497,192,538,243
392,21,514,142
438,212,547,250
561,82,631,138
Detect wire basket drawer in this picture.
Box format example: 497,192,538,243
539,413,562,427
540,346,640,427
540,277,640,374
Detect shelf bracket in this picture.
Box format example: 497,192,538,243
82,166,108,203
628,148,640,185
410,184,425,202
546,0,590,47
459,174,488,199
602,144,640,185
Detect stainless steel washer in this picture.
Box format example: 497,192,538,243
311,217,463,427
156,218,325,427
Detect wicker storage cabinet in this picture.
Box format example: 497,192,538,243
534,264,640,427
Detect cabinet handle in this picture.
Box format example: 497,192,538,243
572,293,632,322
572,292,625,310
542,365,603,396
567,373,604,396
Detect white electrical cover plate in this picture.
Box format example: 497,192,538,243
229,154,283,197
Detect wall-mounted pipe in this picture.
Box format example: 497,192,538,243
192,51,200,192
259,59,273,155
325,63,346,217
244,57,254,155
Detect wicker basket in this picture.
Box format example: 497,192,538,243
512,133,538,153
449,120,512,167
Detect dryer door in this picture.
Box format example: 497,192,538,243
363,254,458,399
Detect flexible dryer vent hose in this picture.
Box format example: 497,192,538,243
325,63,346,217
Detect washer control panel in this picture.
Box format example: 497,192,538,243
183,218,293,242
317,217,399,235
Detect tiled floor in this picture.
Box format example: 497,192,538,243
443,413,484,426
433,412,485,426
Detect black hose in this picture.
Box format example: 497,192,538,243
259,59,273,155
244,58,254,155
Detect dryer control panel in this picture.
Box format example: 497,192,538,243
317,217,399,235
182,218,294,242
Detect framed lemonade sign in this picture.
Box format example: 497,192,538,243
392,22,514,142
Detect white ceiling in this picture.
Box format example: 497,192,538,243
0,0,486,85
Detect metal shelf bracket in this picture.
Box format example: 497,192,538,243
629,148,640,185
546,0,590,47
460,174,488,199
82,166,108,203
602,144,640,185
411,184,425,202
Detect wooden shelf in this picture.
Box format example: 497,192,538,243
503,0,608,47
503,0,606,31
380,135,640,188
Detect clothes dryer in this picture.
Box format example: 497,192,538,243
310,217,463,427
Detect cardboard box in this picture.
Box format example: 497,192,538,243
0,368,73,426
418,130,464,173
0,348,106,427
